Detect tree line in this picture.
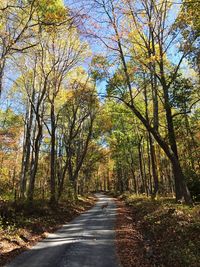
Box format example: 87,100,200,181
0,0,199,206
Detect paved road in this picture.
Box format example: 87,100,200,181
5,194,121,267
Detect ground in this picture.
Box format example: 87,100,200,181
115,194,200,267
0,196,96,267
4,194,120,267
115,200,150,267
1,194,200,267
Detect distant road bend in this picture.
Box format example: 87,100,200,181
5,194,121,267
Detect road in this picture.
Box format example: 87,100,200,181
5,194,121,267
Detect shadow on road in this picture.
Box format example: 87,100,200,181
5,194,121,267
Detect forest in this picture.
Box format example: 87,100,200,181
0,0,199,266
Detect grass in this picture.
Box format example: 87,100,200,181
120,194,200,267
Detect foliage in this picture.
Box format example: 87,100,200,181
122,194,200,267
0,0,199,263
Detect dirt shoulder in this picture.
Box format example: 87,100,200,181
115,195,200,267
115,199,151,267
0,196,96,267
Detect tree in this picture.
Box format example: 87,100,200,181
39,24,89,205
81,0,198,203
7,1,88,204
0,0,38,96
59,76,98,198
0,108,22,196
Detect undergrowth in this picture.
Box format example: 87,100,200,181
121,194,200,267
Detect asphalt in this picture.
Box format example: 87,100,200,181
5,194,121,267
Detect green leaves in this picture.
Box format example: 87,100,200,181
170,74,194,111
90,55,110,81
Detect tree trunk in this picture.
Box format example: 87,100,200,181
129,101,192,204
143,74,158,197
130,154,138,194
99,0,193,204
0,59,5,97
138,137,145,194
57,163,68,201
50,104,56,205
27,119,42,203
20,100,34,199
184,113,200,170
149,133,159,197
146,135,153,194
163,83,184,200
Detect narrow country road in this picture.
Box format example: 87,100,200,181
5,194,121,267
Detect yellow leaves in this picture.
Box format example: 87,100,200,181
68,67,88,83
0,0,12,10
65,90,74,99
54,67,94,111
146,54,161,64
55,88,69,109
35,0,66,24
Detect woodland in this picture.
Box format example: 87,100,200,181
0,0,199,266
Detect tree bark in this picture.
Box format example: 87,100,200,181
138,137,146,194
149,133,159,197
50,103,56,205
27,115,43,203
20,98,34,199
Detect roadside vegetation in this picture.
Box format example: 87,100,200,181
0,195,96,266
116,194,200,267
0,0,199,266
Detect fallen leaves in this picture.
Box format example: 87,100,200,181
115,200,150,267
116,195,200,267
0,196,96,266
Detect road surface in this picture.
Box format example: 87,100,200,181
5,194,121,267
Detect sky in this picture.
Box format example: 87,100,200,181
0,0,197,113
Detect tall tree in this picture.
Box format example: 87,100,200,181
82,0,197,203
60,77,98,197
